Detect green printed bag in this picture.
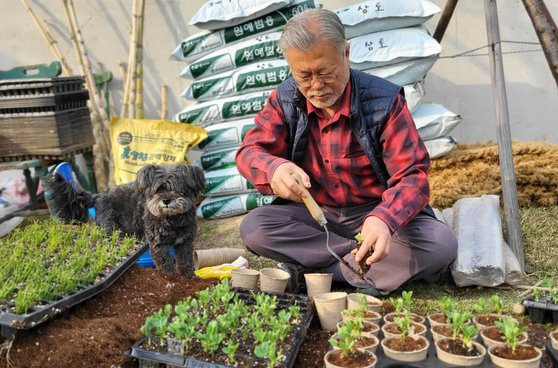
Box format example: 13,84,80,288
197,193,276,219
182,59,290,101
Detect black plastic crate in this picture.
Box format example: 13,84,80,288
523,298,558,325
0,242,148,338
130,288,315,368
0,77,86,98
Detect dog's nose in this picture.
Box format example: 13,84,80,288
163,199,171,206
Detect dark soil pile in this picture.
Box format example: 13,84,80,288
0,266,329,368
429,141,558,207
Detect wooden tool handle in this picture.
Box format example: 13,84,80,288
291,172,327,227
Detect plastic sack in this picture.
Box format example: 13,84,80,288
423,136,457,159
182,60,290,101
189,0,290,30
110,117,207,184
194,256,249,280
349,26,441,70
175,90,272,127
362,55,438,86
171,0,320,62
197,119,255,152
412,103,461,141
196,146,240,171
450,195,506,287
204,166,257,196
403,82,425,113
336,0,440,39
197,192,276,219
180,31,282,80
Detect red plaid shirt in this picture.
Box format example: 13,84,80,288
235,82,430,233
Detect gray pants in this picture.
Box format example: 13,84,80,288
239,202,458,293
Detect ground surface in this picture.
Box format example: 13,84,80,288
0,265,332,368
0,264,554,368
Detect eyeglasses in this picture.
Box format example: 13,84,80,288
294,74,337,88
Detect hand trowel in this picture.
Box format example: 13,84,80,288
290,172,369,281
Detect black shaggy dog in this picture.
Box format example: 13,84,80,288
46,163,205,277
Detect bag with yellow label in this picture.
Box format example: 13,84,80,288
110,117,207,184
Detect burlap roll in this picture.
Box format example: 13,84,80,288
193,248,246,270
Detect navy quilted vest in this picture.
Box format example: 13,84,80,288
276,69,434,217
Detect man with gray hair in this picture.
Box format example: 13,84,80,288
235,8,457,296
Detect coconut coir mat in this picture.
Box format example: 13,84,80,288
429,141,558,208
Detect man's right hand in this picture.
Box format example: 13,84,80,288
270,162,311,202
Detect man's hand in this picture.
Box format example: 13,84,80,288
270,162,311,202
351,216,392,265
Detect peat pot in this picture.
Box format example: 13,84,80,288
346,293,382,312
324,349,377,368
259,268,290,293
380,335,430,362
314,292,347,332
487,344,542,368
304,273,333,297
231,268,260,289
435,337,487,366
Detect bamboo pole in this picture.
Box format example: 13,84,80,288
134,0,146,119
484,0,525,271
521,0,558,88
19,0,74,76
63,0,110,190
433,0,459,43
121,0,139,118
160,83,167,120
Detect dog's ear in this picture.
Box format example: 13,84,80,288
136,164,162,192
171,164,206,196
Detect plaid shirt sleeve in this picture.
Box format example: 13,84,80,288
368,94,431,233
235,90,290,195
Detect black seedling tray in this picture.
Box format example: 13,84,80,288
523,298,558,324
0,242,148,338
130,289,315,368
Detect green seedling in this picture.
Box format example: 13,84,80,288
460,324,478,350
394,310,414,341
254,340,284,368
389,297,405,315
473,298,490,315
490,294,504,315
222,341,239,364
199,320,225,354
438,296,457,321
328,319,362,358
495,316,527,354
448,311,472,340
401,290,413,310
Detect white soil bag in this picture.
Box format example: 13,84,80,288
450,195,506,287
171,0,320,62
350,26,441,70
182,60,290,101
423,136,457,159
197,119,255,152
402,82,425,112
362,55,438,86
204,166,257,196
196,146,240,171
189,0,290,30
412,103,461,140
175,90,272,127
336,0,440,39
180,31,283,80
197,193,276,219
